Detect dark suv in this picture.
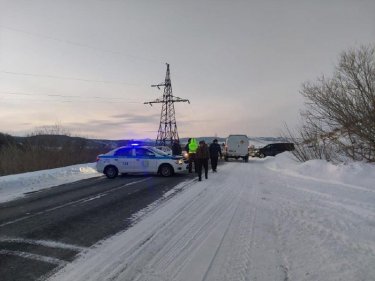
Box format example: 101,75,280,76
255,143,294,158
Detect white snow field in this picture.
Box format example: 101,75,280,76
48,153,375,281
0,163,100,203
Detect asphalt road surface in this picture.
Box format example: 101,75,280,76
0,172,196,281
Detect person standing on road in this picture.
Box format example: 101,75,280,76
209,139,222,172
185,138,191,154
196,140,210,181
188,138,198,173
172,139,182,156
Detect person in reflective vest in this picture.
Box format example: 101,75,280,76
188,138,198,173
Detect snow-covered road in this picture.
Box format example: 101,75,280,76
48,155,375,281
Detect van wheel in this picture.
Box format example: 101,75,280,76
160,164,173,177
104,165,118,179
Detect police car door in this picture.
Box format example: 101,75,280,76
113,147,134,172
134,148,157,173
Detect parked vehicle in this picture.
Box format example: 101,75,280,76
224,135,249,162
255,143,295,158
96,145,187,179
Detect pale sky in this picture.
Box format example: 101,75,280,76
1,0,374,139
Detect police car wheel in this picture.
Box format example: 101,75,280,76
104,165,118,179
160,164,173,177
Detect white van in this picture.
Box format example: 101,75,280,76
224,135,249,162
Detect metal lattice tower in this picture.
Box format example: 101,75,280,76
144,63,190,147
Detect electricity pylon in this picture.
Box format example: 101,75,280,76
144,63,190,147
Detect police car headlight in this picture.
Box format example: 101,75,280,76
176,159,183,165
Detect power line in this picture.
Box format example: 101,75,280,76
0,98,138,104
0,97,140,104
0,71,145,86
0,25,163,65
0,98,74,103
0,91,142,103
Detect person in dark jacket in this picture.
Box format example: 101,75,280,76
171,140,182,156
196,140,210,181
185,138,191,154
209,139,222,172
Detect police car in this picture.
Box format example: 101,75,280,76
96,145,188,179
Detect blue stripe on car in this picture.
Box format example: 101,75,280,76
99,155,176,160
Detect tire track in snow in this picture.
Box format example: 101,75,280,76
120,167,243,281
105,185,218,281
200,166,259,281
134,190,238,280
269,169,375,280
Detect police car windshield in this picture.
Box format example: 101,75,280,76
150,147,169,156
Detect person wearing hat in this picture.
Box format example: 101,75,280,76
195,140,210,181
209,139,222,172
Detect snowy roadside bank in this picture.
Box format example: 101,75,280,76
263,152,375,190
0,163,101,203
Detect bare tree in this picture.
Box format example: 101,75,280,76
283,122,335,162
288,45,375,162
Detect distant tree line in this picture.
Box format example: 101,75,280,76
286,45,375,162
0,126,108,176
